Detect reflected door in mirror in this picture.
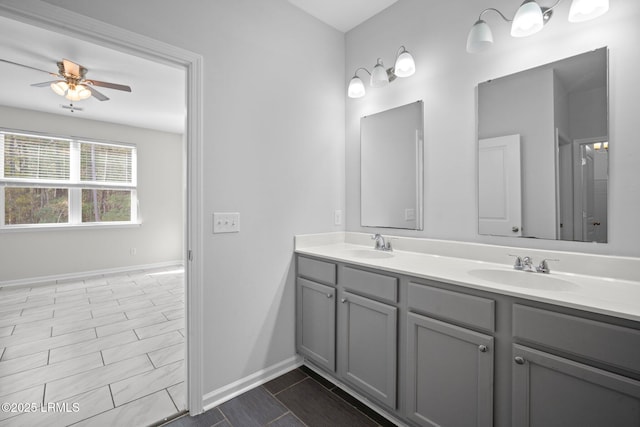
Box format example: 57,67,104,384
478,135,522,237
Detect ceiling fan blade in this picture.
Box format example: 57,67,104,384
62,59,82,77
30,80,63,87
86,80,132,92
0,58,59,77
86,85,109,101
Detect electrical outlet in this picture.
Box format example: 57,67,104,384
334,210,343,225
213,212,240,233
130,248,137,255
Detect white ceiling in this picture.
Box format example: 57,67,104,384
287,0,398,32
0,2,394,134
0,15,185,134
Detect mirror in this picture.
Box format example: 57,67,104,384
361,101,424,230
478,48,608,242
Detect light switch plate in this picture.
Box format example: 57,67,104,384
334,210,342,225
213,212,240,233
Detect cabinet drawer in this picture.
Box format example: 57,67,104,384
408,282,495,333
513,304,640,374
342,267,398,303
298,256,336,285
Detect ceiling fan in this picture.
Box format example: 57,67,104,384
0,57,131,102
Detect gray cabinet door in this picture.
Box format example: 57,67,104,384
512,344,640,427
339,291,397,408
406,312,494,427
297,278,336,371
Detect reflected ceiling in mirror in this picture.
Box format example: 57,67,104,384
477,48,608,242
361,101,424,230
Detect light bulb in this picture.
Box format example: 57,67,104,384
568,0,609,22
65,85,82,101
394,48,415,77
77,85,92,100
50,81,69,96
467,20,494,53
370,59,389,87
348,75,366,98
511,0,544,37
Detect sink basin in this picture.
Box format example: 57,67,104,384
344,249,394,259
468,269,579,291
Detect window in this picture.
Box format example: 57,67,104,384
1,130,137,228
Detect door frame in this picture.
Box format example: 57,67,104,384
572,136,607,243
0,1,205,415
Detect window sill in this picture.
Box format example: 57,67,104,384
0,222,142,233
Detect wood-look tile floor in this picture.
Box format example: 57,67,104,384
0,266,186,427
165,366,398,427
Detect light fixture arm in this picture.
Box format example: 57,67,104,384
477,7,513,23
352,67,371,78
545,0,564,13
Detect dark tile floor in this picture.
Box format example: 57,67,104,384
162,365,398,427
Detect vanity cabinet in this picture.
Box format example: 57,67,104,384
512,344,640,427
296,258,399,409
297,278,336,371
406,282,495,427
511,304,640,427
338,266,399,408
296,256,337,372
339,290,397,408
406,313,493,427
295,252,640,427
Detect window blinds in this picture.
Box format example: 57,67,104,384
80,142,133,184
3,133,70,181
1,131,135,188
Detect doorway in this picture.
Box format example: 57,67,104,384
0,2,203,424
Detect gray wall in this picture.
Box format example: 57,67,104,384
345,0,640,257
0,105,183,281
36,0,346,398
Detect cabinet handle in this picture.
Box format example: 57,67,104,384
478,345,488,353
341,298,348,304
514,356,525,365
326,293,333,298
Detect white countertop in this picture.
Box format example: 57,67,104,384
295,234,640,323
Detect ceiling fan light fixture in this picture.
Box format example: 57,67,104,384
65,84,91,101
50,81,69,96
77,85,92,100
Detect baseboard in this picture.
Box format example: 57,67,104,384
201,355,303,411
0,260,184,288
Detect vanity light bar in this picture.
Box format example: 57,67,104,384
348,46,416,98
467,0,609,54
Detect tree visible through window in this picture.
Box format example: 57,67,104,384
0,130,137,227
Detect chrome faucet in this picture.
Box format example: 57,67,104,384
371,234,392,251
509,254,559,273
536,258,559,274
522,256,536,272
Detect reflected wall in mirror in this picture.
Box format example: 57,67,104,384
478,48,608,242
361,100,424,230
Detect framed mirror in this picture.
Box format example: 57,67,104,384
361,101,424,230
477,48,608,242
